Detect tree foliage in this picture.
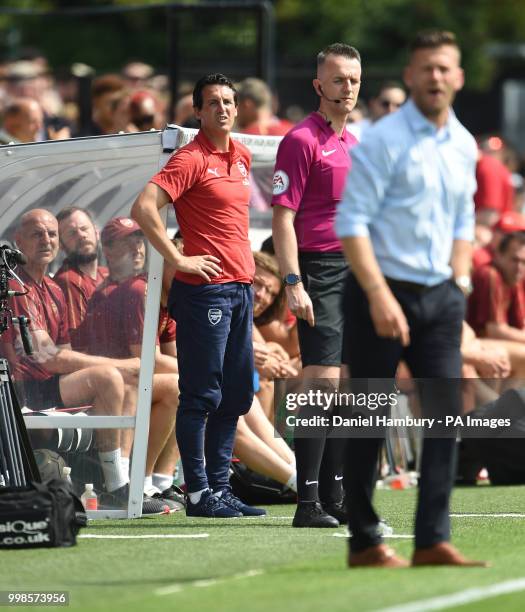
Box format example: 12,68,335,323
1,0,525,90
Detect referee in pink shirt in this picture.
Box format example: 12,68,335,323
272,43,361,527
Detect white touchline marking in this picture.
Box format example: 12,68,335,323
451,513,525,518
376,578,525,612
79,533,209,540
155,569,264,596
331,533,413,539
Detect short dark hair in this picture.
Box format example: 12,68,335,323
497,231,525,254
91,74,125,100
317,43,361,67
56,206,96,227
409,30,460,56
375,80,405,98
192,73,237,110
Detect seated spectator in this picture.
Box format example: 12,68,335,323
0,98,44,144
468,232,525,341
54,207,108,353
0,209,153,510
460,321,511,412
236,77,293,136
254,250,300,368
86,217,182,510
251,251,299,421
473,211,525,269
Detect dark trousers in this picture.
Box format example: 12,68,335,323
169,280,254,493
343,274,465,552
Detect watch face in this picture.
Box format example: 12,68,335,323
284,274,301,285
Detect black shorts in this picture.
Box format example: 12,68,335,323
298,251,347,367
16,376,64,411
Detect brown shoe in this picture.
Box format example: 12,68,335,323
349,544,409,568
412,542,489,567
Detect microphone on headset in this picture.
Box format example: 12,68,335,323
317,85,341,104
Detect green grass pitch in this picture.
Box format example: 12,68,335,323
2,486,525,612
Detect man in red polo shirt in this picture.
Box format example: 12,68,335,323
54,207,108,352
468,232,525,340
131,73,264,518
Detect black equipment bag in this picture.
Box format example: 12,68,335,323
0,479,87,549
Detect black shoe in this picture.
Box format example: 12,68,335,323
159,485,186,510
142,493,172,516
322,499,347,524
99,483,129,509
292,501,339,528
216,486,266,516
100,484,171,515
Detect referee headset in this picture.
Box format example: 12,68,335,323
315,83,341,126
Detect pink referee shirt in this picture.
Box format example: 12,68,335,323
271,112,357,252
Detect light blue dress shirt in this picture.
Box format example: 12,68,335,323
335,98,477,286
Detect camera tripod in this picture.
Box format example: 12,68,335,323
0,359,40,487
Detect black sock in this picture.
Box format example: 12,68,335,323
294,434,327,502
318,436,347,505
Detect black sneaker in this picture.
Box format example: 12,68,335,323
186,489,242,518
149,491,182,514
100,484,170,516
216,486,266,516
322,499,347,524
292,501,339,528
160,485,186,510
99,483,129,509
142,492,171,516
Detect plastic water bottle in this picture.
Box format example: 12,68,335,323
62,466,73,485
81,483,98,511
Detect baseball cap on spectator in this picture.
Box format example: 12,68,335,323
493,211,525,234
101,217,143,244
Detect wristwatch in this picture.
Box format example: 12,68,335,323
283,273,302,286
455,275,472,296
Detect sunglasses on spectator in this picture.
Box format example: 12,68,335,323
379,99,402,110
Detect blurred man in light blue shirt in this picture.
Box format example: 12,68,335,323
335,30,487,569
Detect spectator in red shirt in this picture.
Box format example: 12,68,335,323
468,232,525,340
236,77,293,136
0,209,142,508
85,217,182,509
54,207,108,352
131,73,264,518
474,137,515,228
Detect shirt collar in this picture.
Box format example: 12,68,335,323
195,129,239,160
309,112,351,142
402,98,456,139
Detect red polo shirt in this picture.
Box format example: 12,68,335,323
54,262,108,352
87,274,169,358
467,263,525,335
150,130,254,285
0,268,70,381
